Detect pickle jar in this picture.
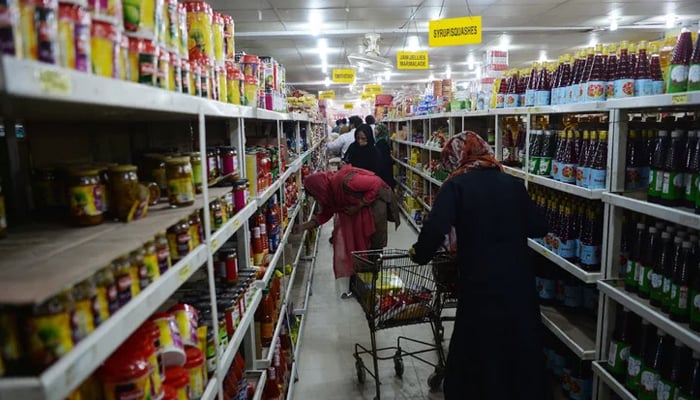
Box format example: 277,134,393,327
209,199,224,232
94,265,119,324
143,154,168,196
107,165,139,221
0,179,6,239
34,167,63,210
167,219,192,261
206,147,219,180
218,146,237,176
188,212,203,246
112,256,135,307
95,163,117,216
165,157,195,207
143,240,160,282
25,291,75,373
189,152,203,194
130,248,149,291
72,279,97,343
155,231,172,274
0,310,23,376
67,168,104,226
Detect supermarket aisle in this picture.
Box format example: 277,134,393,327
292,218,451,400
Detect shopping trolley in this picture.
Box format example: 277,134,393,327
350,249,453,400
431,253,459,342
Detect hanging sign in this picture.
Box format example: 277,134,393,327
319,90,335,100
361,93,375,101
396,51,429,70
428,16,482,47
332,69,356,83
363,84,382,95
344,103,354,110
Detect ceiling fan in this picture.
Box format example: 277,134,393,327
347,33,394,72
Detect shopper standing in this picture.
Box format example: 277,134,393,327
373,123,396,189
296,165,399,298
365,115,376,139
409,132,548,400
327,116,362,159
332,119,342,133
344,124,380,175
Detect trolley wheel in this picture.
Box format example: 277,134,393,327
427,371,444,390
355,360,366,384
437,325,445,342
393,355,404,378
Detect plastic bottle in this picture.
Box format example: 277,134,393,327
535,62,551,106
589,130,608,189
607,307,638,378
572,51,587,103
539,130,555,176
606,43,619,99
586,43,607,102
630,42,639,82
626,222,646,293
550,57,562,105
658,339,691,400
496,75,507,108
689,22,700,91
626,130,643,190
639,329,670,400
580,206,602,271
634,40,653,97
647,43,664,95
670,240,693,322
615,41,635,98
652,231,674,307
576,131,590,187
663,236,685,313
559,130,578,184
558,54,573,105
661,130,686,206
528,129,542,174
525,62,538,107
649,130,670,204
667,24,694,93
626,319,654,393
684,130,699,208
580,47,595,102
506,70,520,108
677,352,700,400
639,226,661,299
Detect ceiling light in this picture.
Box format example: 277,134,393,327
445,66,451,79
384,71,391,81
665,14,676,28
428,72,435,81
257,10,262,21
499,34,510,50
609,17,618,31
407,35,420,52
324,77,330,87
359,64,365,73
309,12,322,36
377,76,383,85
538,50,547,63
467,53,475,70
317,38,328,50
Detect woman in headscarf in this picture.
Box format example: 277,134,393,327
296,165,400,298
344,124,380,174
373,123,396,189
410,131,549,400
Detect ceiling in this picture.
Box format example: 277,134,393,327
211,0,700,96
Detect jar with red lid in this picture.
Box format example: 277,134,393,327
126,331,163,399
211,11,223,65
0,0,20,57
19,0,59,63
100,345,153,400
184,345,205,398
163,367,188,400
218,146,237,176
217,247,238,284
190,59,201,96
180,57,190,94
157,48,170,89
233,178,247,212
90,15,119,78
184,1,212,61
150,312,185,367
170,51,181,92
58,1,90,72
225,61,241,105
223,14,233,59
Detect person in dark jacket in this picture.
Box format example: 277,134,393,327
410,132,549,400
344,124,380,175
373,123,395,189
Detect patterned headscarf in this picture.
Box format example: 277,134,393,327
441,131,502,179
374,123,390,143
303,172,333,210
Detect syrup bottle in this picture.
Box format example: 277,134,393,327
576,130,591,187
689,22,700,92
535,62,551,106
684,130,698,208
634,40,653,97
649,130,670,204
607,307,638,378
667,24,694,93
660,129,686,207
626,222,647,293
670,240,693,322
639,226,661,299
626,130,643,190
525,62,538,107
589,130,608,189
580,47,595,102
558,54,573,105
651,231,673,307
663,236,685,313
586,43,607,102
650,43,665,95
626,319,654,393
639,330,670,400
615,41,635,98
496,75,507,108
606,43,618,99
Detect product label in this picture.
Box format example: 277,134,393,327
627,354,643,391
641,167,651,190
640,368,660,399
652,80,664,95
525,89,536,107
560,162,577,183
661,171,684,201
69,185,103,217
26,312,73,362
662,277,672,307
589,168,607,189
558,239,577,259
72,299,95,342
635,78,653,97
569,376,592,400
606,81,615,99
505,93,520,108
534,90,550,106
614,78,635,98
144,252,159,281
157,248,171,274
688,64,700,91
650,272,664,303
563,284,583,308
656,379,676,400
625,260,638,288
608,340,630,374
692,292,700,324
586,81,606,101
103,374,151,400
667,64,689,93
94,286,112,325
580,244,601,267
115,271,133,306
496,93,504,108
638,263,651,294
138,54,156,85
168,177,195,204
529,156,540,175
538,157,552,176
671,285,690,316
626,167,643,190
650,169,662,196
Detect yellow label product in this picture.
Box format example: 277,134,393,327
184,1,212,60
25,311,74,370
91,17,119,78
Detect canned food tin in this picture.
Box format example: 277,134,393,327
157,47,169,89
58,1,90,72
222,14,233,59
211,11,222,65
91,15,119,78
184,1,211,61
170,51,180,91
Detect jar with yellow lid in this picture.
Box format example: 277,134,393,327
72,279,97,343
142,154,169,196
155,231,172,274
165,157,195,207
112,256,135,307
24,290,75,373
107,165,139,221
189,152,203,194
67,168,104,226
94,265,119,325
130,248,149,291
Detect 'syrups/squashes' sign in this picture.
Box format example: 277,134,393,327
428,16,482,47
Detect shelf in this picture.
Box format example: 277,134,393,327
392,156,443,186
254,141,319,209
210,201,257,253
527,174,605,199
0,187,231,305
605,92,700,110
0,56,300,121
250,370,268,400
397,181,432,212
528,239,601,283
540,305,597,360
502,165,527,180
598,279,700,354
255,303,288,370
384,110,495,122
286,361,298,400
200,377,219,400
392,138,442,152
493,102,608,115
398,204,420,232
258,204,299,286
218,289,263,379
591,361,636,400
603,192,700,231
0,246,208,400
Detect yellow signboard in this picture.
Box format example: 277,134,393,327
361,93,375,101
344,103,354,110
332,69,356,83
396,51,429,70
428,16,482,47
363,84,382,95
319,90,335,100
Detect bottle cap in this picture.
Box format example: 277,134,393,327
662,232,671,239
636,223,646,229
675,236,683,243
649,226,658,233
658,130,669,136
683,241,692,249
671,129,684,138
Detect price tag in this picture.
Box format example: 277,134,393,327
38,69,71,95
671,94,688,105
232,218,241,230
210,238,218,251
179,264,191,282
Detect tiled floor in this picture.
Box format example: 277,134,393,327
292,219,452,400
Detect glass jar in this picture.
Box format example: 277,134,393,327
233,179,248,212
188,212,203,246
33,167,63,210
218,146,237,176
189,152,203,194
72,279,97,343
95,163,116,216
112,256,135,307
67,168,104,226
155,231,172,274
206,147,219,181
165,157,195,207
217,247,238,284
167,219,192,261
25,291,75,373
143,240,160,282
107,165,139,221
142,154,168,196
130,248,149,291
209,199,224,232
94,266,119,324
0,179,6,239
